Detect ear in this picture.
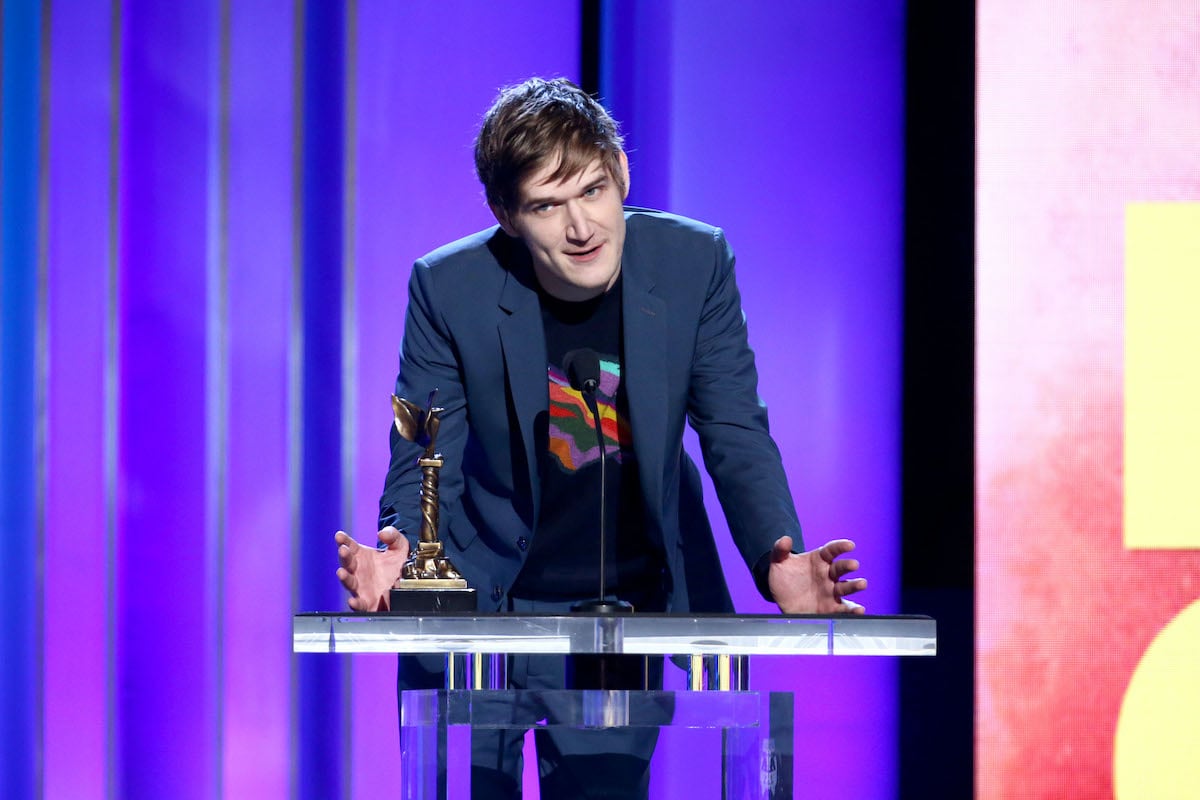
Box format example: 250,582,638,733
618,150,631,201
490,203,518,237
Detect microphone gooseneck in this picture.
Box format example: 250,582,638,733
563,348,608,602
561,349,642,691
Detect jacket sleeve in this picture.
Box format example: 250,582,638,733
378,259,470,544
686,229,803,597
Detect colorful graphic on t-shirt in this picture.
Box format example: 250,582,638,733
547,358,631,472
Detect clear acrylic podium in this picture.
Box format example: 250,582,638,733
294,613,935,799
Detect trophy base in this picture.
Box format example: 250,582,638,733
388,585,477,614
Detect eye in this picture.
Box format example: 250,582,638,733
583,185,602,198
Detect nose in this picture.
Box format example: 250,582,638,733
564,201,593,242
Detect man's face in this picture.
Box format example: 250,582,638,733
493,153,630,302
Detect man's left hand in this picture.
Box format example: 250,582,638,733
768,535,867,615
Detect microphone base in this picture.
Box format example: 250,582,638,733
567,598,644,689
569,598,634,614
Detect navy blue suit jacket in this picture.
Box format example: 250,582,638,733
380,208,802,612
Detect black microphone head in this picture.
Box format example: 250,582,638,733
563,348,601,395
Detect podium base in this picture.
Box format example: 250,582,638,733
389,587,477,614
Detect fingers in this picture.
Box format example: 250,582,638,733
827,547,864,600
831,558,860,580
335,530,358,569
337,566,370,612
378,526,400,545
823,540,865,611
836,577,868,597
818,538,856,562
835,598,866,615
335,532,361,600
771,535,795,563
337,542,355,570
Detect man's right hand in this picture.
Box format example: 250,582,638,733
335,526,410,611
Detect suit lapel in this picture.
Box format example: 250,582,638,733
492,221,670,537
621,230,668,533
498,260,547,522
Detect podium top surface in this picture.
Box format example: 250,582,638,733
293,613,935,656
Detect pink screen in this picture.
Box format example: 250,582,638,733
976,2,1200,797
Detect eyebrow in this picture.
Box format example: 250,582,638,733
522,170,609,209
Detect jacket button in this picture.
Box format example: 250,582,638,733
517,536,528,552
491,585,503,602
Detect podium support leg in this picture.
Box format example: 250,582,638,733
768,691,793,799
463,652,507,690
401,690,448,800
721,692,792,799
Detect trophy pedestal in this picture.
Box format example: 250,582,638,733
387,393,476,614
390,542,476,614
390,583,478,614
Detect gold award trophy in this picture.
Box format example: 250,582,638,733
388,392,478,613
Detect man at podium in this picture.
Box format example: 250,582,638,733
336,77,866,798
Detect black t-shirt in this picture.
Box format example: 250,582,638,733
509,275,666,602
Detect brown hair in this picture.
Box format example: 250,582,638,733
474,77,625,213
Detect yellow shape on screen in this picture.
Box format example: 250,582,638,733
1124,203,1200,549
1114,599,1200,799
1119,203,1200,797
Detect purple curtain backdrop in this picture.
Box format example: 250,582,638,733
349,4,583,795
1,1,903,797
223,1,295,796
604,2,904,796
1,3,43,799
44,3,113,797
117,2,217,796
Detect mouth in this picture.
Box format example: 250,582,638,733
565,242,604,263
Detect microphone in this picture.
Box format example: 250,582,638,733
562,349,632,616
564,348,601,396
